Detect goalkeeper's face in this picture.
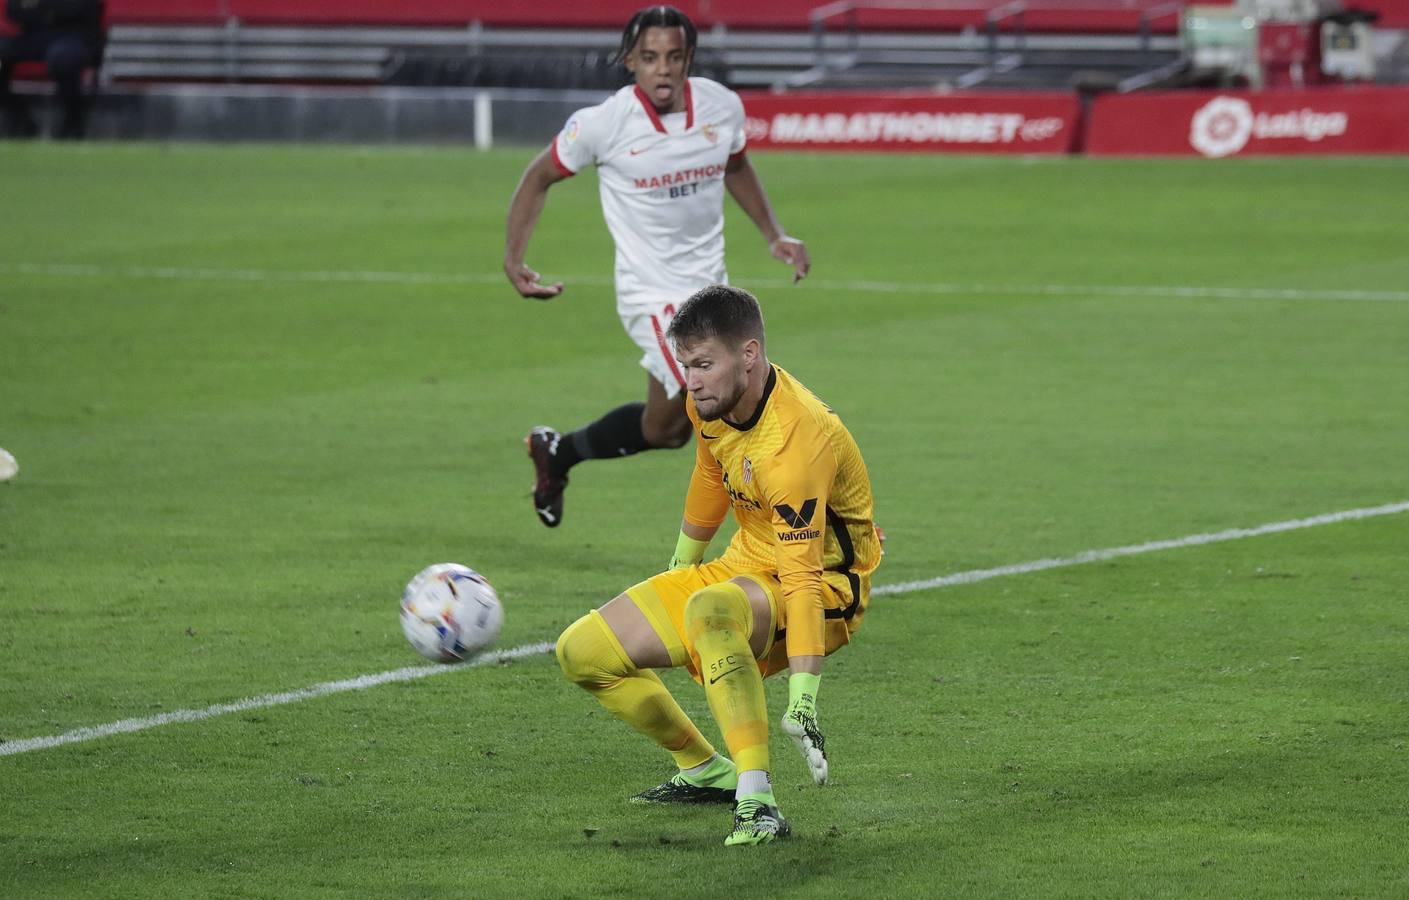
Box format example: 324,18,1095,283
675,335,756,422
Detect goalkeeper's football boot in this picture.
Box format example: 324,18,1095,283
724,798,791,846
630,773,735,805
525,426,568,528
781,708,829,786
631,755,737,804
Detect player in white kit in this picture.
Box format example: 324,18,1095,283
504,5,810,528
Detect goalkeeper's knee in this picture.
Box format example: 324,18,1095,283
556,611,633,691
684,583,753,652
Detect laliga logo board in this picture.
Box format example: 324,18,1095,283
1189,95,1350,158
1190,97,1254,158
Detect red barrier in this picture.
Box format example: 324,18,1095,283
1087,86,1409,157
738,91,1080,154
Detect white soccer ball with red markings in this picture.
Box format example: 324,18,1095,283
400,563,502,662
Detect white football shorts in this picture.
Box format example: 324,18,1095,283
620,297,689,400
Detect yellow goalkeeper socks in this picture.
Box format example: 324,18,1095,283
556,610,716,770
685,583,771,779
681,753,738,789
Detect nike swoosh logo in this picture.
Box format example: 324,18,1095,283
708,665,745,684
629,147,648,156
701,433,720,440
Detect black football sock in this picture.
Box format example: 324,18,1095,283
554,402,649,478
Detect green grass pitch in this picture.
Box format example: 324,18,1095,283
2,143,1407,897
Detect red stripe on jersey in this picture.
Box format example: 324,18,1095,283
684,80,694,130
549,141,576,177
651,314,687,389
633,85,668,134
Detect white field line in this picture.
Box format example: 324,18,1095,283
3,500,1407,758
871,500,1409,597
4,261,1409,303
0,642,555,758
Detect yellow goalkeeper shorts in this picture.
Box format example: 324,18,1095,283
623,560,855,684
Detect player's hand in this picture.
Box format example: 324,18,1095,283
781,705,828,786
505,261,564,300
769,235,811,283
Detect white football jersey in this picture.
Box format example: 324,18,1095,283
552,77,748,312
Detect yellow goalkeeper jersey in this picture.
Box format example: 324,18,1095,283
683,364,880,659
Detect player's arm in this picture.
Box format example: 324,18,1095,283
723,152,810,283
765,441,834,674
763,437,836,784
670,421,729,569
503,147,571,300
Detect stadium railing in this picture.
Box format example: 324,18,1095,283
98,18,1184,91
796,0,1186,89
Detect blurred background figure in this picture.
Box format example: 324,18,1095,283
1,0,104,139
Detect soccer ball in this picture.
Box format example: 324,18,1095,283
0,447,17,482
399,563,503,662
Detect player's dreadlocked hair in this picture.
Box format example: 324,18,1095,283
667,285,765,348
612,5,698,67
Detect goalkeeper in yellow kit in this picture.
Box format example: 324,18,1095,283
555,284,881,846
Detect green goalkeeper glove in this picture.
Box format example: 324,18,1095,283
669,532,710,570
782,672,827,785
786,671,820,718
